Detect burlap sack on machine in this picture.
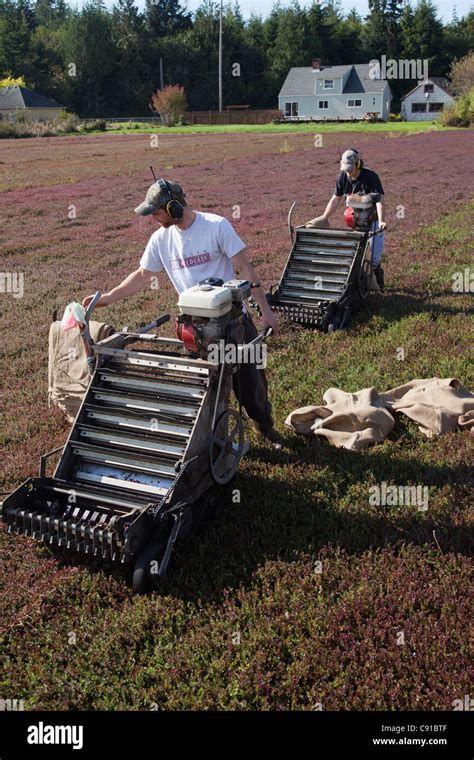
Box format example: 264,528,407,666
48,302,115,423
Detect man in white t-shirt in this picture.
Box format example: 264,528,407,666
83,179,282,447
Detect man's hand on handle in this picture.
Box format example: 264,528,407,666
261,309,279,337
82,293,110,310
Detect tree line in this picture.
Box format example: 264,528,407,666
0,0,472,117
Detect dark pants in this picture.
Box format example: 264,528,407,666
232,314,274,431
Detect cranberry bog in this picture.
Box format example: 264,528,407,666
1,129,473,710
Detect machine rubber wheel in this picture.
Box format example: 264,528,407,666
132,537,167,595
209,409,244,485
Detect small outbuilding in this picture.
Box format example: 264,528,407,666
0,85,64,122
401,77,454,121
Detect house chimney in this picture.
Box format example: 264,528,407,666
312,58,322,71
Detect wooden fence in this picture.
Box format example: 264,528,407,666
186,109,282,125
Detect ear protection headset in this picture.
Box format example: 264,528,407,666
348,148,364,170
158,178,185,220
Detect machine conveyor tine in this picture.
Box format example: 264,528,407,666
30,511,40,538
66,520,76,550
93,525,101,556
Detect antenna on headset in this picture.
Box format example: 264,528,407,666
150,166,157,182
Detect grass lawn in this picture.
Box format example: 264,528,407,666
99,120,455,136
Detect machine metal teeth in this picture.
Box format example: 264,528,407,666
5,506,125,561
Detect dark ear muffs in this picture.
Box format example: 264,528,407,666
159,178,184,220
166,198,184,220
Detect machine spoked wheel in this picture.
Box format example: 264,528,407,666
209,409,244,485
133,536,167,595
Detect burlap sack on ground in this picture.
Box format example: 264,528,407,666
379,378,474,437
48,320,115,423
285,378,474,450
285,387,395,451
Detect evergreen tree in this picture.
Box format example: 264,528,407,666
401,0,443,75
266,2,309,94
145,0,191,37
0,0,36,81
111,0,150,114
339,8,365,65
61,2,118,115
362,0,402,60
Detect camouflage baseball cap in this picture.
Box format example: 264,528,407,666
340,149,360,171
134,180,186,216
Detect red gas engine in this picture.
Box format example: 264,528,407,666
176,278,252,357
344,193,380,232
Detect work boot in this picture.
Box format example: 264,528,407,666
373,265,385,292
251,422,284,450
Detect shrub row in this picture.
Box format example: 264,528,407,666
0,114,108,138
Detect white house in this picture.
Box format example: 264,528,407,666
0,85,64,122
278,60,392,121
400,77,453,121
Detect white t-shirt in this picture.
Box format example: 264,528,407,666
140,211,246,293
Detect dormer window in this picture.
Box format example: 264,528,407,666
323,79,334,89
424,83,434,93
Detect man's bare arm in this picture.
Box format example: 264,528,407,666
376,200,386,228
306,194,341,227
323,194,342,218
82,267,155,309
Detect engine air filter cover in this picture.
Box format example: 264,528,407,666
178,284,232,319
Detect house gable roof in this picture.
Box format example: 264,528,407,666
401,77,453,100
279,64,390,98
0,85,64,109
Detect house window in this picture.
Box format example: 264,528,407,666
285,102,299,118
348,99,362,107
412,102,427,112
323,79,334,89
318,100,329,109
423,84,434,93
372,97,376,106
428,102,444,112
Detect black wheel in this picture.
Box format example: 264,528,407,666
209,409,244,485
132,537,166,595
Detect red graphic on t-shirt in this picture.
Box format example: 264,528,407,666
171,252,211,270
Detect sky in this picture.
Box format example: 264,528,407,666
76,0,473,23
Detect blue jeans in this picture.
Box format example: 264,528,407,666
370,221,384,268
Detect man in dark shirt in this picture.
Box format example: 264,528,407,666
306,149,387,290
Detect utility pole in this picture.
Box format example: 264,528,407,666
160,58,164,90
218,0,223,112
